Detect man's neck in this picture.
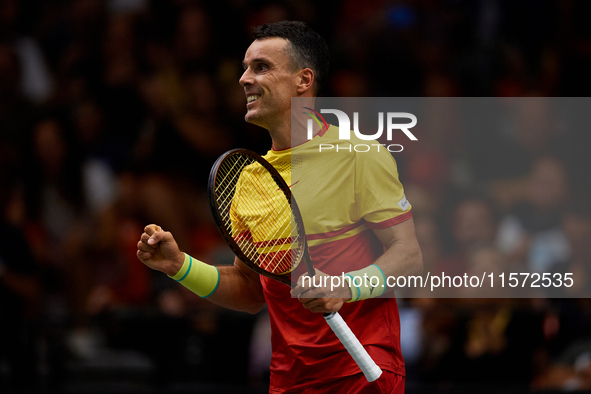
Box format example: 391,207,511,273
268,118,292,150
269,123,324,151
268,95,318,150
270,133,292,151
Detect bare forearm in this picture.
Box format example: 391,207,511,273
374,238,423,279
372,218,423,292
292,218,423,313
203,265,266,314
137,225,265,314
168,254,265,314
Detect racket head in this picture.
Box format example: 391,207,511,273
208,149,312,286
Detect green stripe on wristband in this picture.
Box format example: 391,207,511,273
345,274,360,302
345,264,386,301
175,255,193,282
168,253,219,298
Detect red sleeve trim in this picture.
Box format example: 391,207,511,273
306,221,365,241
365,210,413,229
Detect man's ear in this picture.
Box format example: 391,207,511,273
297,68,315,94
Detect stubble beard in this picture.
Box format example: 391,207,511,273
244,102,276,131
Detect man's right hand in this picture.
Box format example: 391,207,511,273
137,224,185,277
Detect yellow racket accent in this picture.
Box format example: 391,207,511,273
212,153,303,277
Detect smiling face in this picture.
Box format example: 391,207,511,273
239,37,301,131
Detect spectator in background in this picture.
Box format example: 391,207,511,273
95,12,146,169
533,337,591,391
530,209,591,390
173,6,213,73
0,0,53,103
497,156,571,274
473,97,571,210
0,1,589,391
23,117,92,321
71,99,117,216
438,196,498,278
0,41,39,181
560,208,591,297
0,178,41,392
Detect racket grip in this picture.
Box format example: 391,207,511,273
323,312,383,382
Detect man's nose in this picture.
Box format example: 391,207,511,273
239,68,253,86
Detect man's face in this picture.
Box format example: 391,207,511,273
239,37,300,129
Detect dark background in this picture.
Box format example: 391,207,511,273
1,0,590,393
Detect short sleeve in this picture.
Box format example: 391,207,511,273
354,148,412,229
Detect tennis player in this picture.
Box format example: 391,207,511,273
137,21,422,393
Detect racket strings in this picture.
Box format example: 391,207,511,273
236,189,298,274
216,159,247,205
214,154,303,275
232,164,298,274
223,177,295,273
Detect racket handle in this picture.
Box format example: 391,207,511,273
323,312,383,382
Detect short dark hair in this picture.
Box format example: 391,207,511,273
253,21,329,96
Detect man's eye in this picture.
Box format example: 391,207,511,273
257,64,268,71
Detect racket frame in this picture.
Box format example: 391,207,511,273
208,148,382,382
208,148,314,286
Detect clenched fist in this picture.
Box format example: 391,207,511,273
136,224,184,277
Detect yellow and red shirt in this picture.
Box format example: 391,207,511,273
236,125,412,392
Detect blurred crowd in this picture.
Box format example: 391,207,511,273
1,0,591,393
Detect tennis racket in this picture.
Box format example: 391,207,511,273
208,148,382,382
